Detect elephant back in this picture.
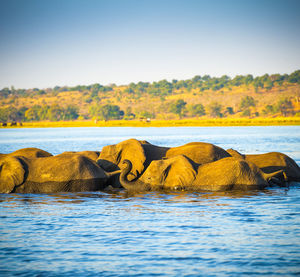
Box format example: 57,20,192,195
26,154,108,183
166,142,230,165
62,151,100,161
193,157,268,191
8,147,52,158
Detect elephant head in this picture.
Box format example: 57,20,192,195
119,155,197,192
0,156,26,193
97,139,148,181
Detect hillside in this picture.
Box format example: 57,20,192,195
0,70,300,123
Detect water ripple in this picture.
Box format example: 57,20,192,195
1,126,300,276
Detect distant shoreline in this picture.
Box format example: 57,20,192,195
1,117,300,128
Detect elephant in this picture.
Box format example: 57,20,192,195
227,149,300,182
97,139,168,181
97,139,231,185
61,150,100,161
165,142,231,164
0,147,52,159
0,153,120,193
119,156,285,192
120,155,197,192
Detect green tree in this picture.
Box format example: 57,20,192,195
38,105,50,120
264,80,273,90
188,103,205,117
124,106,135,119
124,88,134,94
17,106,28,121
139,110,154,119
244,74,254,85
242,108,251,117
169,99,187,118
89,104,124,121
63,105,79,120
277,98,294,116
47,104,64,121
25,105,41,121
231,75,244,86
226,107,234,115
288,70,300,84
208,102,223,118
262,104,277,115
240,96,256,110
0,107,9,122
0,87,11,99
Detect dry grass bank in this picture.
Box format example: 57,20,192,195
2,117,300,128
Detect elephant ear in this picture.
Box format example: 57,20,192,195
117,139,146,180
160,155,197,190
0,157,25,193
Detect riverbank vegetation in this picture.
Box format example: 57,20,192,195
1,70,299,125
2,117,299,128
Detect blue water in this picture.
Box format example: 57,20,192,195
0,126,300,276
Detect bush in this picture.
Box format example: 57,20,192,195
169,99,187,118
208,102,223,118
240,96,256,110
89,104,124,121
188,104,205,117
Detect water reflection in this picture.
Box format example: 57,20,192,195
1,187,299,276
0,186,292,207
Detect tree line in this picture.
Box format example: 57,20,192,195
1,70,300,99
0,95,295,123
0,103,126,123
167,96,295,119
0,70,299,122
0,105,79,123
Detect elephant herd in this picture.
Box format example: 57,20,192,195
0,138,299,194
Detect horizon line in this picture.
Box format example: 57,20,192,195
2,69,299,91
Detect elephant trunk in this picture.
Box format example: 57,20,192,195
263,169,288,186
105,169,122,178
119,160,150,191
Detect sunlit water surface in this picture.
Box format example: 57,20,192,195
0,126,300,276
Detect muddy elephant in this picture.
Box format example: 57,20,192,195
0,147,52,159
119,156,284,192
97,139,230,184
0,153,120,193
227,149,300,182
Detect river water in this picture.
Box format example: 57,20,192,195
0,126,300,276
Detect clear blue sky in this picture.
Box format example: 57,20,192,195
0,0,299,89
